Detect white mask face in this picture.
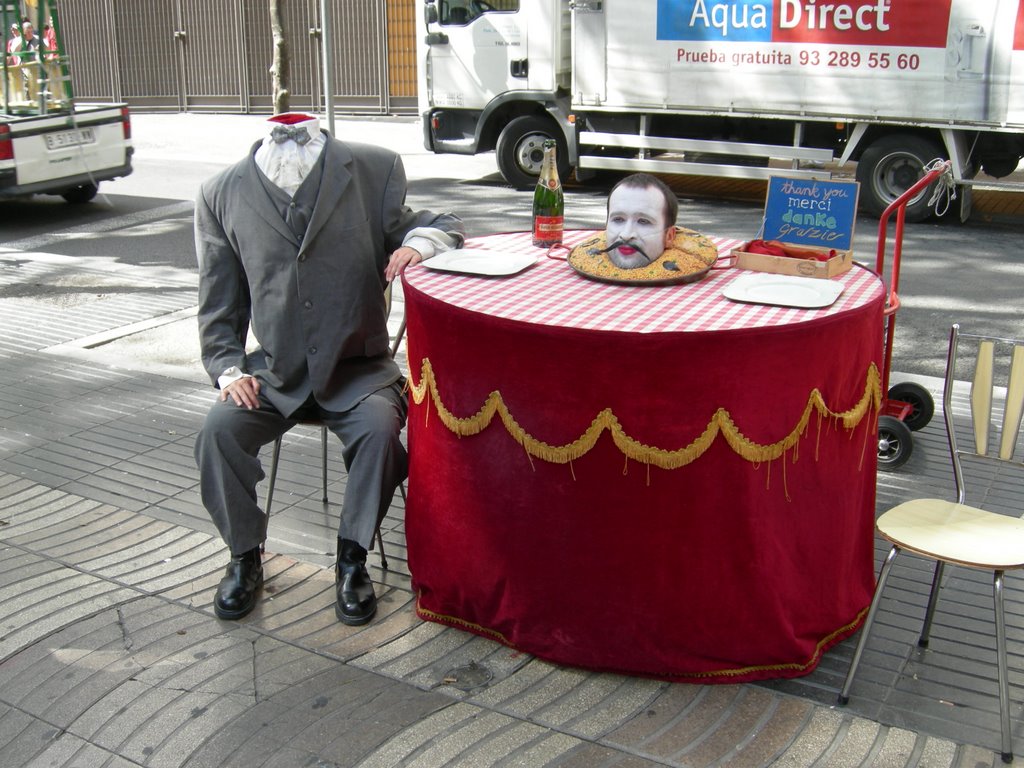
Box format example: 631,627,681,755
605,186,675,269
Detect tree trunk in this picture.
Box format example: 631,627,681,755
269,0,290,114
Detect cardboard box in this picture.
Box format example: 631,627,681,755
732,245,853,279
734,175,860,279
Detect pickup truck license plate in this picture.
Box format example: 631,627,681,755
44,127,96,150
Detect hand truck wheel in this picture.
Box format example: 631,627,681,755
887,382,935,432
877,415,914,470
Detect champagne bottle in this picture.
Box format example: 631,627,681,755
532,139,564,248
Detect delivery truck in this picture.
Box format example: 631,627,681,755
417,0,1024,221
2,1,132,203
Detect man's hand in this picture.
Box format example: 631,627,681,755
221,375,261,410
385,246,423,282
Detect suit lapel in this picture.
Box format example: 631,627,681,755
303,139,352,252
235,149,299,245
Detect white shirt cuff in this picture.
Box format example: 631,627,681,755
217,366,251,390
402,227,462,261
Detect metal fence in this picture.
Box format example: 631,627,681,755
53,0,416,114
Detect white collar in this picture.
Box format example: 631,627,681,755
254,113,326,196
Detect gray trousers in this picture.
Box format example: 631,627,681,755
194,381,408,556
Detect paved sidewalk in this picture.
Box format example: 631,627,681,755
1,251,1022,768
3,117,1024,766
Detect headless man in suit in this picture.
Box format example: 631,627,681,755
194,113,464,624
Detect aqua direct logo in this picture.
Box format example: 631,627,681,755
658,0,773,42
655,0,937,46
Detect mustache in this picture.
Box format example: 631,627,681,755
596,239,654,264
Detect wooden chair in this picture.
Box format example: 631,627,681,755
264,286,408,569
838,323,1024,763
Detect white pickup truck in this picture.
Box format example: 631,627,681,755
2,4,132,203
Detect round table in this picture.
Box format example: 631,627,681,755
401,230,885,683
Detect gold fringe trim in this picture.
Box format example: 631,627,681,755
416,594,512,648
664,604,870,681
415,591,870,682
408,359,882,469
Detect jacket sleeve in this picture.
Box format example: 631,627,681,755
380,154,466,254
194,184,252,388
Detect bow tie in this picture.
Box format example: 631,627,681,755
270,124,312,146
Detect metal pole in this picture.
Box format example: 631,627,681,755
320,0,335,136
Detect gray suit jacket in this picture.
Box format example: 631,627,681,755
195,136,464,417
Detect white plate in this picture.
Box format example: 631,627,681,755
424,248,537,276
723,273,845,308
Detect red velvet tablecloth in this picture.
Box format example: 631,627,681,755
401,231,885,683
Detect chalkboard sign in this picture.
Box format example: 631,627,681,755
762,177,859,251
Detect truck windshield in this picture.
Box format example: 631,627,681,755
439,0,519,26
3,0,69,115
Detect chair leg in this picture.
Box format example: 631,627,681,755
266,437,283,518
839,545,901,705
319,426,329,504
994,570,1013,764
919,560,946,648
371,482,407,571
374,526,389,571
390,316,407,359
372,480,406,572
266,438,282,518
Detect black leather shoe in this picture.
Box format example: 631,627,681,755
214,547,263,620
335,538,376,626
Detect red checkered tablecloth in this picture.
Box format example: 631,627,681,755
403,230,884,333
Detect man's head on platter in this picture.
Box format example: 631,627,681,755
604,173,678,270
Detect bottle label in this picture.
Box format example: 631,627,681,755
533,215,563,244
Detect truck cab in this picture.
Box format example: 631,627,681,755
420,0,574,188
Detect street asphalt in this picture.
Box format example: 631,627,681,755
1,113,1023,767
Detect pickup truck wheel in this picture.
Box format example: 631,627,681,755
856,135,943,222
61,183,99,204
496,115,569,189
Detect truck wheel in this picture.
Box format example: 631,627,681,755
856,135,943,222
496,115,569,189
61,183,99,204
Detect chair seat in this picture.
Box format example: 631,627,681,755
879,499,1024,570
